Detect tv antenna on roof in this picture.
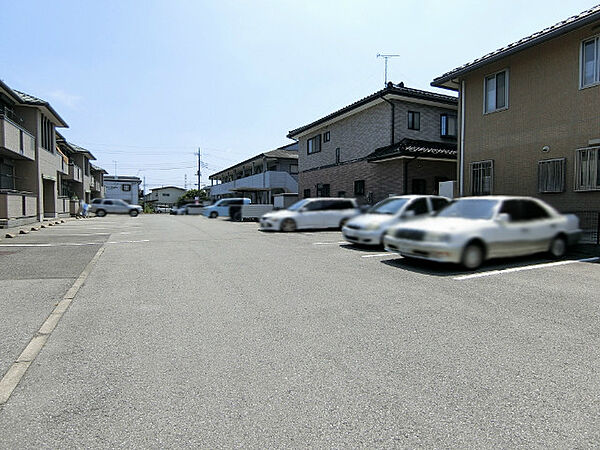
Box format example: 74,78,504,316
376,53,400,87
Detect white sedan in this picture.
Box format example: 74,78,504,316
342,195,450,246
383,196,582,269
260,198,359,232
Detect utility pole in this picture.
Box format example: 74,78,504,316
113,160,118,177
197,148,202,190
184,174,188,190
376,54,400,86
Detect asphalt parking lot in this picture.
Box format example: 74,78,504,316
1,214,599,447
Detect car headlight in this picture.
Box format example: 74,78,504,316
426,232,452,243
363,223,381,231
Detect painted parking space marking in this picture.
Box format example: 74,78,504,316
361,253,396,258
0,240,150,247
453,257,600,281
312,241,347,245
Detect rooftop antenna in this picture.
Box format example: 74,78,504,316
376,54,400,87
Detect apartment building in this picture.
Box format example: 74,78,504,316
287,83,458,204
208,142,298,203
1,81,69,226
431,5,600,214
56,134,104,214
144,186,186,207
104,176,142,204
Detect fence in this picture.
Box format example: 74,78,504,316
566,211,600,244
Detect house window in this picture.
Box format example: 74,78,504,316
354,180,365,196
290,164,298,174
303,188,311,198
316,183,330,197
0,160,15,190
484,70,508,113
40,115,54,152
323,131,330,142
335,147,340,164
471,160,494,195
162,193,170,197
408,111,420,130
412,178,427,194
337,191,346,197
307,135,321,154
575,147,600,191
538,158,566,193
581,36,600,88
440,114,457,137
122,184,131,192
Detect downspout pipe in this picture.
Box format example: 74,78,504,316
459,80,466,197
403,156,419,194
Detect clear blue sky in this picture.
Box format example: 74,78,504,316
1,0,596,190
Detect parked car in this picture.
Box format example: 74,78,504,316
260,198,359,232
202,198,250,218
383,196,582,269
90,199,143,217
342,195,451,246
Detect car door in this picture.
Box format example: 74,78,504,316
299,200,324,228
102,200,115,213
216,200,230,216
519,199,556,254
492,199,530,257
402,197,429,220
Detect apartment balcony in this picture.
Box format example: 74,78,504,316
66,163,83,183
210,170,298,197
0,115,35,161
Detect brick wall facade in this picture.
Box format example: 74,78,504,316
299,159,456,204
459,21,600,213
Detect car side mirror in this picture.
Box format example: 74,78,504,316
496,213,510,223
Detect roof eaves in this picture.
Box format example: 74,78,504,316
12,89,69,128
287,85,457,138
432,5,600,86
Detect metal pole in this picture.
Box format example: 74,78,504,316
197,148,201,190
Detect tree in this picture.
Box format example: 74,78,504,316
176,188,209,207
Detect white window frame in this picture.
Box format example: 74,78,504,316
580,35,600,89
483,69,509,114
574,146,600,191
471,160,494,195
538,158,566,193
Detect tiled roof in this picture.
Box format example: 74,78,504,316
12,89,47,105
367,139,457,162
209,143,299,179
433,4,600,86
67,142,96,160
10,88,68,127
287,83,457,138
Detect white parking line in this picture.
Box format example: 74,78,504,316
0,240,150,247
312,241,347,245
453,257,600,281
361,253,396,258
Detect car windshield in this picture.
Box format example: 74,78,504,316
287,199,310,211
436,199,499,220
367,198,410,215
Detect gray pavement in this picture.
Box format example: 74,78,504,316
1,214,599,448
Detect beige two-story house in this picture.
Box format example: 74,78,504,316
432,5,600,218
287,83,458,204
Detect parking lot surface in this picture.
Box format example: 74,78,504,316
1,215,599,447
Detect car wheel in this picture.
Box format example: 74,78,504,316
209,211,218,218
281,218,297,232
461,242,484,270
129,210,139,217
96,209,106,217
549,236,567,258
233,211,242,222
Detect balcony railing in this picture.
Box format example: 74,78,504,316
0,114,36,160
209,170,298,196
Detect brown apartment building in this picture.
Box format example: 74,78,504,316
432,5,600,216
287,83,458,204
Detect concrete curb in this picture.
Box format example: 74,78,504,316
0,245,106,405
